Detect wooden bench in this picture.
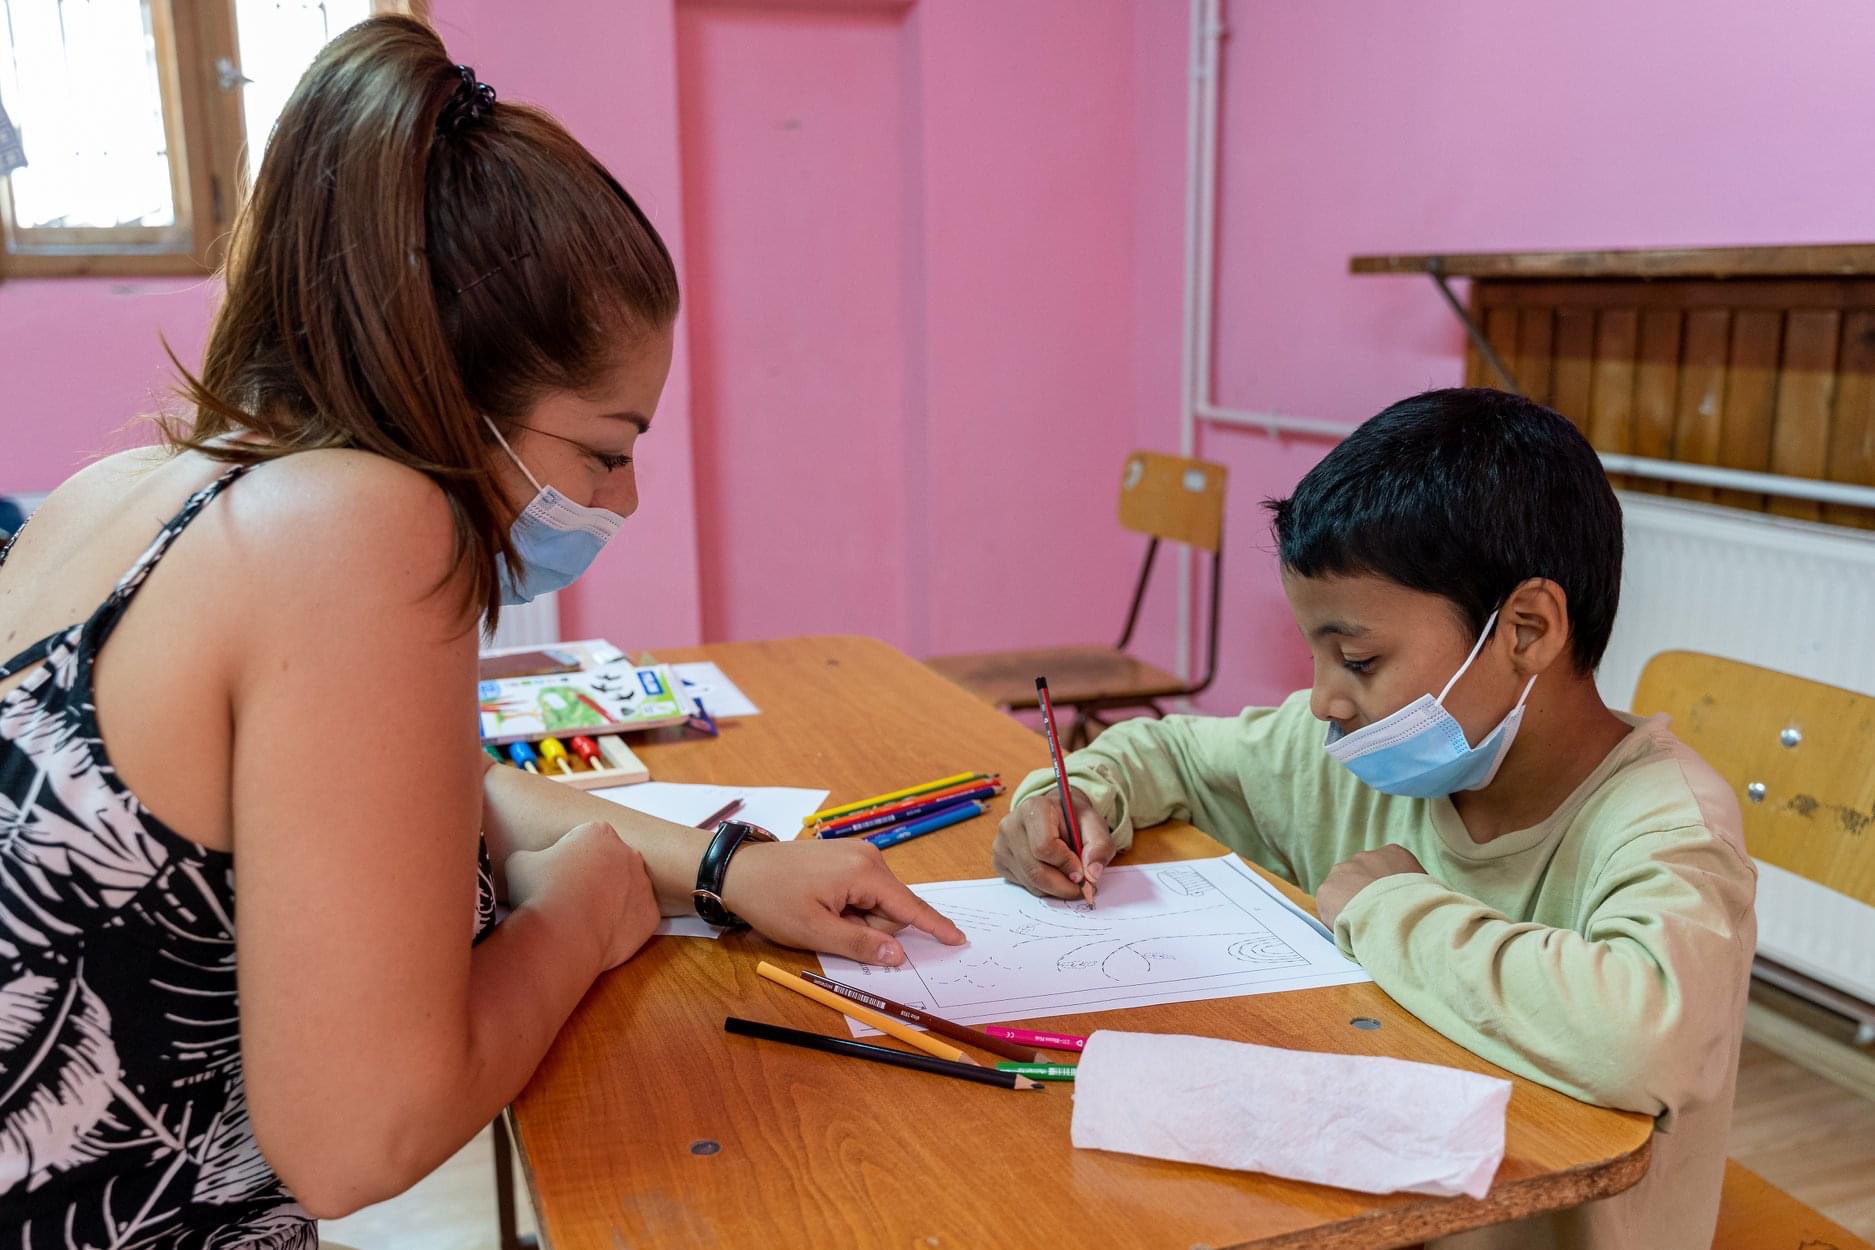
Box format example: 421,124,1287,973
1714,1159,1871,1249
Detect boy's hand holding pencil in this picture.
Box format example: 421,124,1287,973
992,789,1118,903
1027,675,1112,907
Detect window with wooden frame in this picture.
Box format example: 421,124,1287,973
0,0,422,278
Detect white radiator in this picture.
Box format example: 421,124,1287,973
486,592,562,650
1600,492,1875,1005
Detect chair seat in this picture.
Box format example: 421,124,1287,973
1712,1158,1872,1249
926,645,1190,709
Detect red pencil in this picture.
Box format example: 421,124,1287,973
1035,676,1093,907
814,779,1004,837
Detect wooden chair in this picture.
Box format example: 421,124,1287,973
1631,650,1875,1044
1712,1158,1872,1249
925,451,1227,747
493,1112,537,1250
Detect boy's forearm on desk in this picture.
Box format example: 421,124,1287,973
1335,874,1685,1114
481,762,712,915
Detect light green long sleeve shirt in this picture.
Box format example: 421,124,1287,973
1013,692,1757,1250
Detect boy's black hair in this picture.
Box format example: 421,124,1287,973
1265,387,1622,673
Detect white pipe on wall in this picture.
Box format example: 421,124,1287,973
1176,0,1225,681
1179,0,1203,448
1597,454,1875,509
1201,404,1875,510
1197,402,1361,442
1174,1,1875,667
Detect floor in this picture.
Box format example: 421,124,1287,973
324,1028,1875,1249
319,1125,536,1250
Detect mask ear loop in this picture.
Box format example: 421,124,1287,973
483,416,545,493
1437,608,1502,704
1439,606,1543,714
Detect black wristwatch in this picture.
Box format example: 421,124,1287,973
692,819,778,928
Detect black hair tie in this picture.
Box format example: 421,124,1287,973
439,63,497,134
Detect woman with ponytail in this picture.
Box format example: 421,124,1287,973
0,17,962,1245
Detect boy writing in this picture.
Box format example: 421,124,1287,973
996,389,1756,1250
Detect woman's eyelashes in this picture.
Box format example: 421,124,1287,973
590,450,633,473
1340,656,1375,676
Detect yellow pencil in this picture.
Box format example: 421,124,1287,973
754,962,977,1066
808,773,986,824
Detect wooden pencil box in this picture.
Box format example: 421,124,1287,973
492,733,649,789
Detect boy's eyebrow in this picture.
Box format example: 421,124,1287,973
1312,620,1368,640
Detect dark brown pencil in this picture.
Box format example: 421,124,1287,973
799,970,1043,1063
693,797,745,829
724,1017,1043,1091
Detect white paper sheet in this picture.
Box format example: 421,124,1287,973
817,855,1370,1033
671,662,761,718
593,781,825,838
591,781,829,939
1072,1030,1510,1199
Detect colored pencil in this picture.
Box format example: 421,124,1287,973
1035,676,1093,907
985,1026,1087,1052
725,1017,1042,1091
694,797,745,829
866,800,988,849
808,773,988,824
755,962,976,1065
814,780,1004,837
799,971,1041,1063
995,1062,1078,1081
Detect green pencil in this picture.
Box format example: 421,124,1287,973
995,1062,1078,1081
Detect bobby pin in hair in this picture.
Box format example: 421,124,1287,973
453,251,534,297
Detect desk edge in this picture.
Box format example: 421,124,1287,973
1225,1130,1654,1250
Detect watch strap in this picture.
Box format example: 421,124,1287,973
693,819,775,927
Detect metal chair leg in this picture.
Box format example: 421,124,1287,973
493,1113,537,1250
1066,708,1092,750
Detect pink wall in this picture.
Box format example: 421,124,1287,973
678,3,919,645
677,0,1140,657
8,0,1875,702
1,278,213,486
1130,0,1875,713
909,0,1140,658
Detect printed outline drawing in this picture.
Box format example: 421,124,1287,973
817,855,1370,1033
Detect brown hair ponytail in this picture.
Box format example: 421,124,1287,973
166,14,678,631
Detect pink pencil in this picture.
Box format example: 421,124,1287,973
986,1026,1087,1053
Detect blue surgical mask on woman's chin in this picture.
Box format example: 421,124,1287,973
1321,608,1537,798
484,418,625,605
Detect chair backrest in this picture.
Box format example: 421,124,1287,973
1116,451,1227,553
1632,650,1875,908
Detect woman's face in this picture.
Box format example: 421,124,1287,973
495,322,676,519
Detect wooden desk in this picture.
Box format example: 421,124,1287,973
509,636,1651,1249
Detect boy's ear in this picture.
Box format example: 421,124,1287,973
1503,577,1571,675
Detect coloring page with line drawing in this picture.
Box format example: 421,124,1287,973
817,854,1370,1036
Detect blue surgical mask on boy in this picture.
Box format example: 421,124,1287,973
485,418,625,605
1322,609,1538,798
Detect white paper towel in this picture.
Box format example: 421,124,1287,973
1070,1030,1511,1200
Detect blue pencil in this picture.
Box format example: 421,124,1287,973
817,785,1003,839
866,800,989,850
